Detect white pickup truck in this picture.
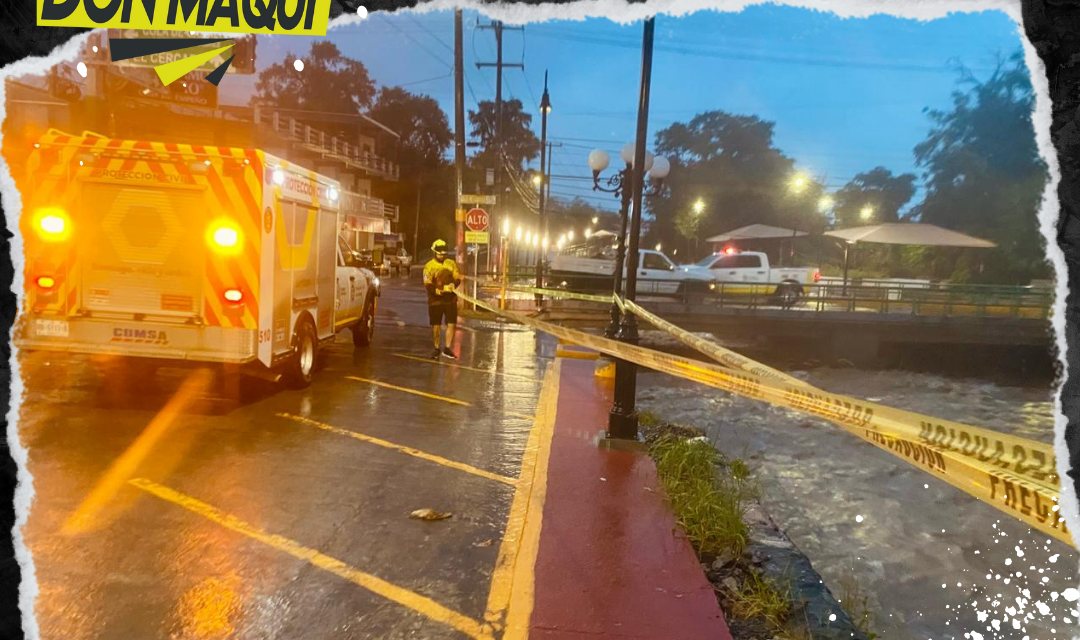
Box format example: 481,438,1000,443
680,250,820,306
549,249,714,295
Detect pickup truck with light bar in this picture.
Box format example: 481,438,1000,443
680,249,820,307
549,249,715,295
16,130,380,388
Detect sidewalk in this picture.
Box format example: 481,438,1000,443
504,356,732,640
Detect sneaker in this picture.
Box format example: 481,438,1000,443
430,349,442,360
442,348,458,360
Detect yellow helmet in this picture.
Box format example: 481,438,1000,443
432,239,448,253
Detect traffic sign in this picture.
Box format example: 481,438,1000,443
465,208,489,232
461,194,496,206
107,31,256,75
466,231,490,244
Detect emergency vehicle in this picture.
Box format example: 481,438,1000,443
15,130,380,388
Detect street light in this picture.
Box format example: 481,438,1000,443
585,228,593,238
693,199,705,215
602,16,659,441
592,216,599,225
536,71,553,305
860,205,874,220
791,172,809,194
818,196,834,212
589,143,671,340
503,217,512,235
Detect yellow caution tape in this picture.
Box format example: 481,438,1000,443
504,285,613,304
458,291,1072,547
622,298,811,388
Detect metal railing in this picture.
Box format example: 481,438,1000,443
340,190,399,222
262,112,400,180
474,271,1053,320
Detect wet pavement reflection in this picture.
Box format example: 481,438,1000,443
19,279,550,640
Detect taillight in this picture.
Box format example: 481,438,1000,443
223,288,243,303
813,270,821,283
36,276,56,289
32,208,71,242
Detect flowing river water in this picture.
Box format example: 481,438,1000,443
633,333,1077,640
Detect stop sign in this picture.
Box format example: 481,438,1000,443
465,208,489,232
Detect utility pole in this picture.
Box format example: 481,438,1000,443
412,176,422,260
477,21,524,274
454,10,466,262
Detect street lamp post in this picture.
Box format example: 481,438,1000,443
610,16,657,441
589,147,670,339
535,73,552,305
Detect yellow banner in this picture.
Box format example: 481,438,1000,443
458,291,1073,547
37,0,332,35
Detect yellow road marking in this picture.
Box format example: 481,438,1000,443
277,413,517,486
346,376,471,406
347,376,536,422
483,360,561,637
62,368,212,535
392,353,534,381
129,478,496,640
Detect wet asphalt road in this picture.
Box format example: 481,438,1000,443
18,279,551,640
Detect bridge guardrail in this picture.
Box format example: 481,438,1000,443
474,271,1052,320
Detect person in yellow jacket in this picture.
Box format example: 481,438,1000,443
423,239,462,359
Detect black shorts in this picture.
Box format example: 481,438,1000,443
428,299,458,326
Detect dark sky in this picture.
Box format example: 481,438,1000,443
226,7,1027,212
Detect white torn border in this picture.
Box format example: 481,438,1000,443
0,1,1076,639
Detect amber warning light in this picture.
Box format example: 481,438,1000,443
33,208,71,242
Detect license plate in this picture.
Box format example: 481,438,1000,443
34,319,69,337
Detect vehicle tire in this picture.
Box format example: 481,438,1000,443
776,283,803,309
284,317,317,389
353,298,375,347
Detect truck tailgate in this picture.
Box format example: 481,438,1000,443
79,183,205,318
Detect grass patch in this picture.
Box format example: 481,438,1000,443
649,434,756,563
729,569,790,632
644,412,874,640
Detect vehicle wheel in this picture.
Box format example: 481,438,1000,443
776,283,803,309
284,318,317,388
353,299,375,347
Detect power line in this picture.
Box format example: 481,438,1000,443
398,72,453,88
526,26,993,75
382,16,452,71
405,13,452,53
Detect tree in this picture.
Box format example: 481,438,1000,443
468,99,540,171
650,110,828,262
913,51,1048,283
832,167,917,227
252,41,376,113
366,86,455,255
546,197,613,238
368,87,452,171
